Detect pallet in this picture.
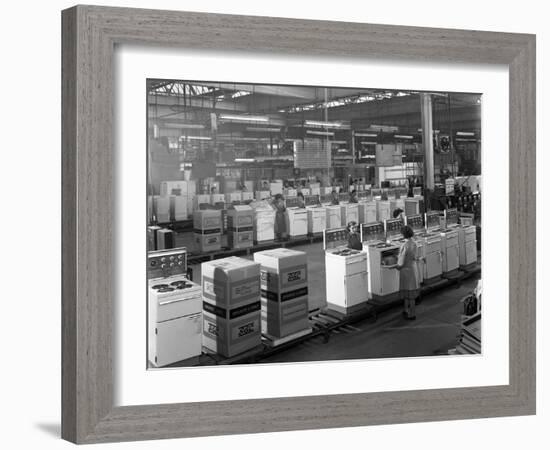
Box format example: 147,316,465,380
325,302,371,317
423,275,443,285
201,344,265,365
443,269,462,279
158,355,201,369
368,291,401,306
263,328,313,348
460,262,480,273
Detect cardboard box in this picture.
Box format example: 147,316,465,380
156,228,174,250
154,196,171,223
193,210,222,252
170,195,188,221
201,257,262,357
147,225,161,251
227,205,254,249
254,248,310,338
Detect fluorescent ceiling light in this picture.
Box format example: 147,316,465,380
456,131,475,136
369,124,399,132
164,123,205,129
220,114,269,122
234,158,256,162
332,140,348,144
305,120,345,128
231,91,251,98
355,132,378,137
180,135,211,141
394,135,413,139
246,127,281,133
417,129,441,133
306,130,334,136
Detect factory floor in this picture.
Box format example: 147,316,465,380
183,234,480,362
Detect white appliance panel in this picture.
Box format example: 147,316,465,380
154,313,202,367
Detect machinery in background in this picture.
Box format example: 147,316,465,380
148,247,202,368
324,227,369,315
254,248,312,341
201,257,262,358
193,209,222,252
361,222,400,304
285,196,308,239
438,208,460,275
417,211,443,283
305,194,326,236
227,205,254,249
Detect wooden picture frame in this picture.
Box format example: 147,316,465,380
61,5,536,444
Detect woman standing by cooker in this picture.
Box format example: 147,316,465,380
273,193,287,241
392,225,420,320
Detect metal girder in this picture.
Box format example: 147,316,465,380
420,93,435,190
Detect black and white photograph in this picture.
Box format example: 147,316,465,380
146,79,482,368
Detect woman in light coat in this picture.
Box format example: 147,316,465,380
393,225,420,320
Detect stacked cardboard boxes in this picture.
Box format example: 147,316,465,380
193,210,222,252
201,257,262,357
227,205,254,249
254,248,310,339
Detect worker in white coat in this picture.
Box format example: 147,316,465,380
390,225,420,320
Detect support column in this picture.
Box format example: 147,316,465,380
420,93,435,191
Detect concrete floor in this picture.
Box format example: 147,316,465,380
177,230,480,363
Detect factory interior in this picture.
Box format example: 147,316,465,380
146,80,482,368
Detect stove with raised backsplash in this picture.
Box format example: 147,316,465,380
323,227,369,315
417,211,444,283
361,221,400,303
148,247,202,368
437,208,460,275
